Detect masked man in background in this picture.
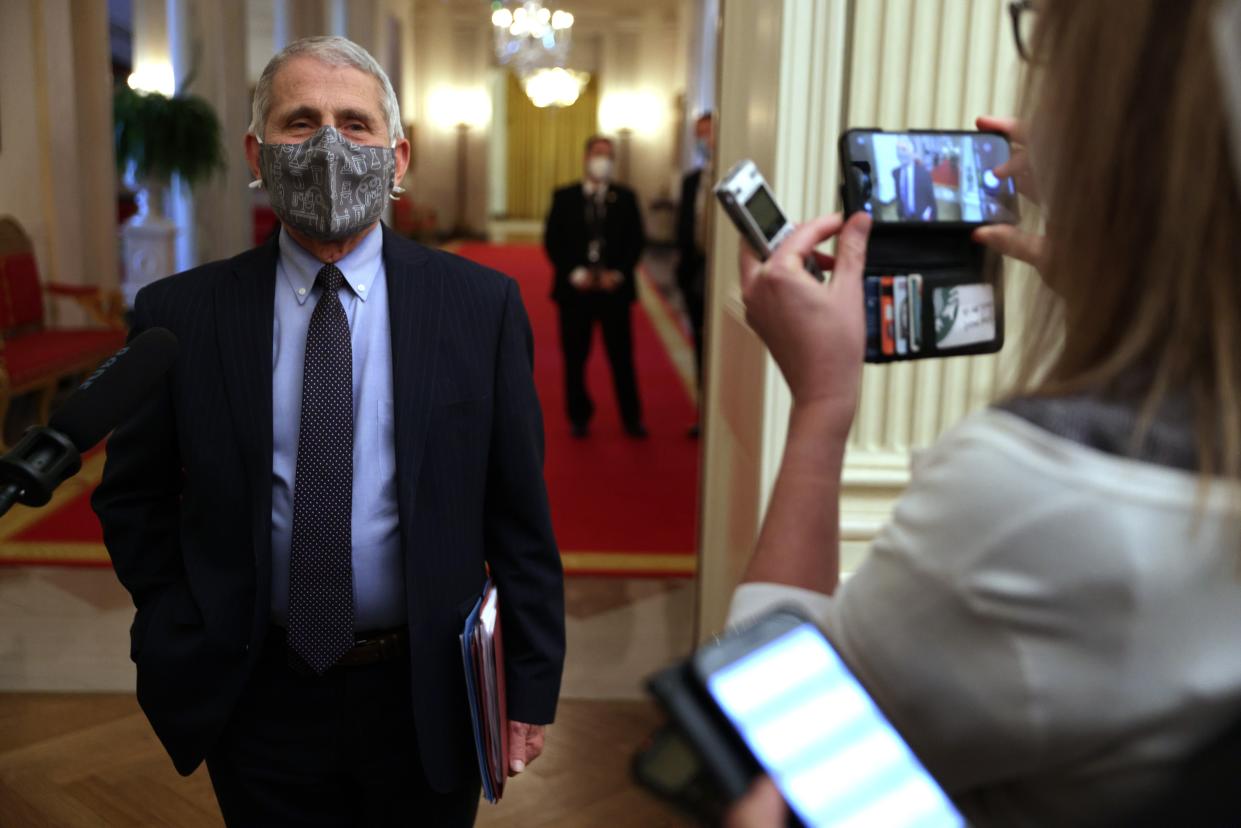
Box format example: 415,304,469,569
675,112,714,438
93,35,565,827
544,135,648,439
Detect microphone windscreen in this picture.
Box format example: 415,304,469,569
48,327,179,451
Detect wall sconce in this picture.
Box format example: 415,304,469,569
426,86,491,237
427,86,492,131
598,91,664,136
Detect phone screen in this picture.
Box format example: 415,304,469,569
847,131,1018,225
745,186,789,242
705,622,963,828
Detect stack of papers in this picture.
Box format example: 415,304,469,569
460,579,509,802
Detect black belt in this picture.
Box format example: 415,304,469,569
270,624,409,675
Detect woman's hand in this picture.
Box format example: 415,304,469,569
724,777,788,828
972,115,1047,270
739,211,872,432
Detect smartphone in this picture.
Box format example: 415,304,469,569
840,129,1019,226
692,608,964,828
631,724,728,823
716,159,824,281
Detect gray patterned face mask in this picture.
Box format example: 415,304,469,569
257,126,397,242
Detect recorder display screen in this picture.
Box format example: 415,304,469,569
849,132,1018,224
707,623,963,828
745,186,788,241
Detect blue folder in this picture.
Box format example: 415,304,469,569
460,585,496,803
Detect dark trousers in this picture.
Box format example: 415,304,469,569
556,293,643,428
206,629,481,828
677,259,706,390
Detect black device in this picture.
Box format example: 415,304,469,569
0,327,178,517
636,607,964,827
841,128,1013,364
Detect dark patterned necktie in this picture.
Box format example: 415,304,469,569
287,263,355,674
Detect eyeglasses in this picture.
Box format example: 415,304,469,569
1009,0,1037,62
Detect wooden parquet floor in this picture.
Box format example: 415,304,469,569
0,694,693,827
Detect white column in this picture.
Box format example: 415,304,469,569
695,0,795,639
70,0,119,296
121,0,181,301
30,0,85,293
167,0,196,272
682,0,719,169
179,0,251,264
343,0,377,55
273,0,327,49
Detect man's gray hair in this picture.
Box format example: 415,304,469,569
249,36,403,142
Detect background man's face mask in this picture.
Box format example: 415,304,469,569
587,156,614,182
257,125,397,241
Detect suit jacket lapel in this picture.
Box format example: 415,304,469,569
382,225,442,553
216,236,277,594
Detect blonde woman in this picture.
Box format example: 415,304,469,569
724,1,1241,825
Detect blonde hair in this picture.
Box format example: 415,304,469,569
1013,0,1241,479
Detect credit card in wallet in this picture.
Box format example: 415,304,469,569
934,283,996,350
864,278,881,361
893,276,909,356
909,274,923,352
880,276,895,356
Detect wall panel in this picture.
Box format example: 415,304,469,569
841,0,1022,492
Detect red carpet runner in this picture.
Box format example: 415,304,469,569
0,243,700,577
454,243,699,577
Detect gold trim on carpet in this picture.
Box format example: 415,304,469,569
635,266,698,408
0,542,109,563
560,551,697,574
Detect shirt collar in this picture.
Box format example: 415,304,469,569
278,223,384,305
582,179,609,199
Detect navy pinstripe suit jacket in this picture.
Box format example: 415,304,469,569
92,225,565,792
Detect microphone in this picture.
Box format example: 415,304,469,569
0,327,178,517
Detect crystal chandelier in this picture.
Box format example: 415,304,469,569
523,67,590,108
491,1,589,108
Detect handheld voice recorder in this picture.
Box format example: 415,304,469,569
715,160,824,281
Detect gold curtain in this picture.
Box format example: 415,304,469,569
505,72,599,220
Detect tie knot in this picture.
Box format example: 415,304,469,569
316,263,345,293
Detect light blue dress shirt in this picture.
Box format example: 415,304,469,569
270,224,405,631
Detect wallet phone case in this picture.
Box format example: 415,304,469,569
858,229,1004,364
840,129,1007,365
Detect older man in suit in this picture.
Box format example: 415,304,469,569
93,36,564,827
893,137,938,222
893,139,938,223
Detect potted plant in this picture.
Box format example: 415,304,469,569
113,84,225,304
113,85,225,218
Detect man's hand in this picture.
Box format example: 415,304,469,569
973,115,1047,271
508,720,545,776
739,211,872,431
569,266,594,291
725,778,787,828
598,270,624,292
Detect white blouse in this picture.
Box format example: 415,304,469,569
729,408,1241,826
